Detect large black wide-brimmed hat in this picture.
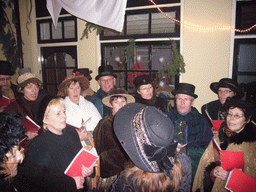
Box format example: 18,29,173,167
210,78,244,98
114,103,178,179
0,60,15,76
172,83,198,98
95,65,117,81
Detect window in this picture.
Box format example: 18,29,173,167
233,1,256,102
100,3,181,100
37,16,77,43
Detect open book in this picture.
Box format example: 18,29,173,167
225,168,256,192
0,95,15,107
22,116,41,133
212,138,221,166
64,147,98,177
211,120,225,132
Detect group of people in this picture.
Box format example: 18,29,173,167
0,59,255,192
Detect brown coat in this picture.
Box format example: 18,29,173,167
192,124,256,192
93,114,129,178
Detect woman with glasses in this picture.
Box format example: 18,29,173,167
193,98,256,192
133,75,166,112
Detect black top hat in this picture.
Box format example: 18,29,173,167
73,68,93,81
95,65,117,81
0,60,15,76
133,75,153,89
114,103,178,179
172,83,198,98
210,78,244,98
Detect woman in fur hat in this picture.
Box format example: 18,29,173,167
133,75,167,113
111,103,192,192
93,88,135,191
193,98,256,192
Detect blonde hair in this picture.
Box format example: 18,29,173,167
43,98,65,130
124,160,183,192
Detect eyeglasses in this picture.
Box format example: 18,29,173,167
227,112,244,119
0,77,11,81
99,78,114,83
176,98,193,102
218,90,233,94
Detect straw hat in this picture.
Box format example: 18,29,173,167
16,68,42,92
102,88,135,108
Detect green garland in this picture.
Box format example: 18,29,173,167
80,22,103,40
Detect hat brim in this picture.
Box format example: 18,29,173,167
114,103,153,172
58,76,89,96
210,82,244,98
95,73,117,81
17,78,42,92
102,93,135,108
172,90,198,99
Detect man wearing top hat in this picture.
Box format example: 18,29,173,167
0,60,19,112
89,65,117,117
166,83,213,181
201,78,244,123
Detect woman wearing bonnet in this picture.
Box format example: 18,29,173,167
112,103,192,192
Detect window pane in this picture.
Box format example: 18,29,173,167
46,69,56,83
52,22,62,39
127,14,149,34
65,53,76,67
151,12,176,33
40,23,50,40
237,76,256,84
105,46,126,70
64,20,75,38
56,69,66,84
130,46,150,70
238,44,256,72
152,45,172,71
103,28,124,36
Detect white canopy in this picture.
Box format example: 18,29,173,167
47,0,127,32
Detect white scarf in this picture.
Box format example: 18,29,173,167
64,96,101,131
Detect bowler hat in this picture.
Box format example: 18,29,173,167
73,68,93,81
0,60,15,76
114,103,178,179
210,78,244,98
133,75,153,89
95,65,117,81
102,88,135,107
172,83,198,98
224,97,255,117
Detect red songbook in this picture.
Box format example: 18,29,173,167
225,168,256,192
22,116,41,133
221,151,244,171
0,95,15,107
211,120,225,132
64,148,98,177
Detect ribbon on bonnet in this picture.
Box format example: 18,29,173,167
133,108,178,180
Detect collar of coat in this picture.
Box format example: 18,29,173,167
219,122,256,150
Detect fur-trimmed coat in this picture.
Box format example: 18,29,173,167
192,123,256,192
93,114,129,178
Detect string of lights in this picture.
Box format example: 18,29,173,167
149,0,256,33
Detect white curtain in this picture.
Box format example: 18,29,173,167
47,0,127,32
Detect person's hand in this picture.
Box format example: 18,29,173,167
0,106,6,112
76,126,89,141
81,163,98,177
73,176,85,189
212,127,218,134
26,131,38,140
213,166,229,180
176,143,187,153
